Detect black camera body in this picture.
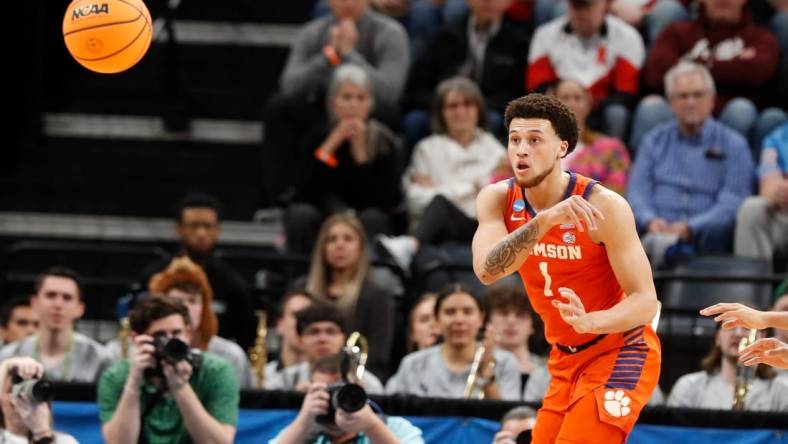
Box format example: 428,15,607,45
144,335,203,379
11,371,53,404
315,383,368,425
515,430,532,444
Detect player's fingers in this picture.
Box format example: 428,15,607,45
566,204,584,232
573,199,599,230
721,319,741,330
558,288,584,309
700,303,739,316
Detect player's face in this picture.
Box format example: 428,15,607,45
437,292,484,347
31,276,84,332
668,72,714,130
442,90,479,137
409,297,438,350
489,309,533,350
507,118,567,188
333,83,372,122
555,81,592,126
324,222,363,272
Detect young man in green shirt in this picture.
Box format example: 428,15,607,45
98,296,239,444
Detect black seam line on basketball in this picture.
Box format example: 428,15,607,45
118,0,151,26
74,21,148,62
63,12,142,37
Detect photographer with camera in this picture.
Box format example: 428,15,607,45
0,356,77,444
270,354,423,444
98,296,238,444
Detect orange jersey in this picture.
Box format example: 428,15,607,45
503,172,624,347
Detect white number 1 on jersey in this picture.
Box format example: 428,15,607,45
539,261,554,297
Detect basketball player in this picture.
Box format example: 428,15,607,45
472,94,661,443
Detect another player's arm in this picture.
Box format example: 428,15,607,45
582,190,659,333
472,183,547,285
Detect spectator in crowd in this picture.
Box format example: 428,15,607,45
266,304,385,394
667,323,788,411
284,65,403,255
406,293,438,352
279,0,409,120
0,357,78,444
292,214,395,379
98,296,238,444
634,0,786,149
491,406,537,444
0,296,38,347
482,282,546,397
628,61,754,267
269,354,424,444
142,193,256,350
402,0,530,147
112,257,253,387
264,289,314,389
386,283,520,400
734,122,788,265
377,77,507,272
552,79,631,195
0,267,110,383
527,0,645,140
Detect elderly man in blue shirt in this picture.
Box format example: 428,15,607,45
628,61,754,268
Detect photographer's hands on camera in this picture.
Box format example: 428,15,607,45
298,382,383,435
4,357,54,441
126,335,192,395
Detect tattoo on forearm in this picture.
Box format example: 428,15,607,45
484,220,539,276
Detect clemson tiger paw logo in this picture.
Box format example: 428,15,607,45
603,390,631,417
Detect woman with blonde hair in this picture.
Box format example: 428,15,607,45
109,257,253,387
300,213,395,378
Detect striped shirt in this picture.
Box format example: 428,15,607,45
627,118,754,233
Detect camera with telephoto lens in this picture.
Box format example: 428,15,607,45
515,430,532,444
10,370,53,404
315,383,368,425
144,334,203,379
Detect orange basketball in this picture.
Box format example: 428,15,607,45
63,0,152,74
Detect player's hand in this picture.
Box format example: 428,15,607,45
700,303,769,330
542,195,604,232
553,287,595,334
738,338,788,369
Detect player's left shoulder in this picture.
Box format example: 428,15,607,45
585,184,629,214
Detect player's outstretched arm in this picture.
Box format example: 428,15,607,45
578,190,659,333
699,303,788,331
473,183,543,284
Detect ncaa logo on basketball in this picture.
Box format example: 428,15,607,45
512,199,525,212
562,231,576,245
72,3,109,20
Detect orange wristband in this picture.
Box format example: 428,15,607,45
315,147,339,167
323,45,340,66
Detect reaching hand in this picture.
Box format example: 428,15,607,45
542,195,604,233
738,338,788,369
700,303,770,330
553,287,594,334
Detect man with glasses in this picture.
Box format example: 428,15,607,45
142,193,256,350
0,296,39,346
628,61,754,267
265,303,384,394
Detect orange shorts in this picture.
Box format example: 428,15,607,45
532,325,661,444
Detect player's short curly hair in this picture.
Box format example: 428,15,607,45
504,94,579,155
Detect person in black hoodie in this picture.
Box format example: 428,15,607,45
402,0,530,152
